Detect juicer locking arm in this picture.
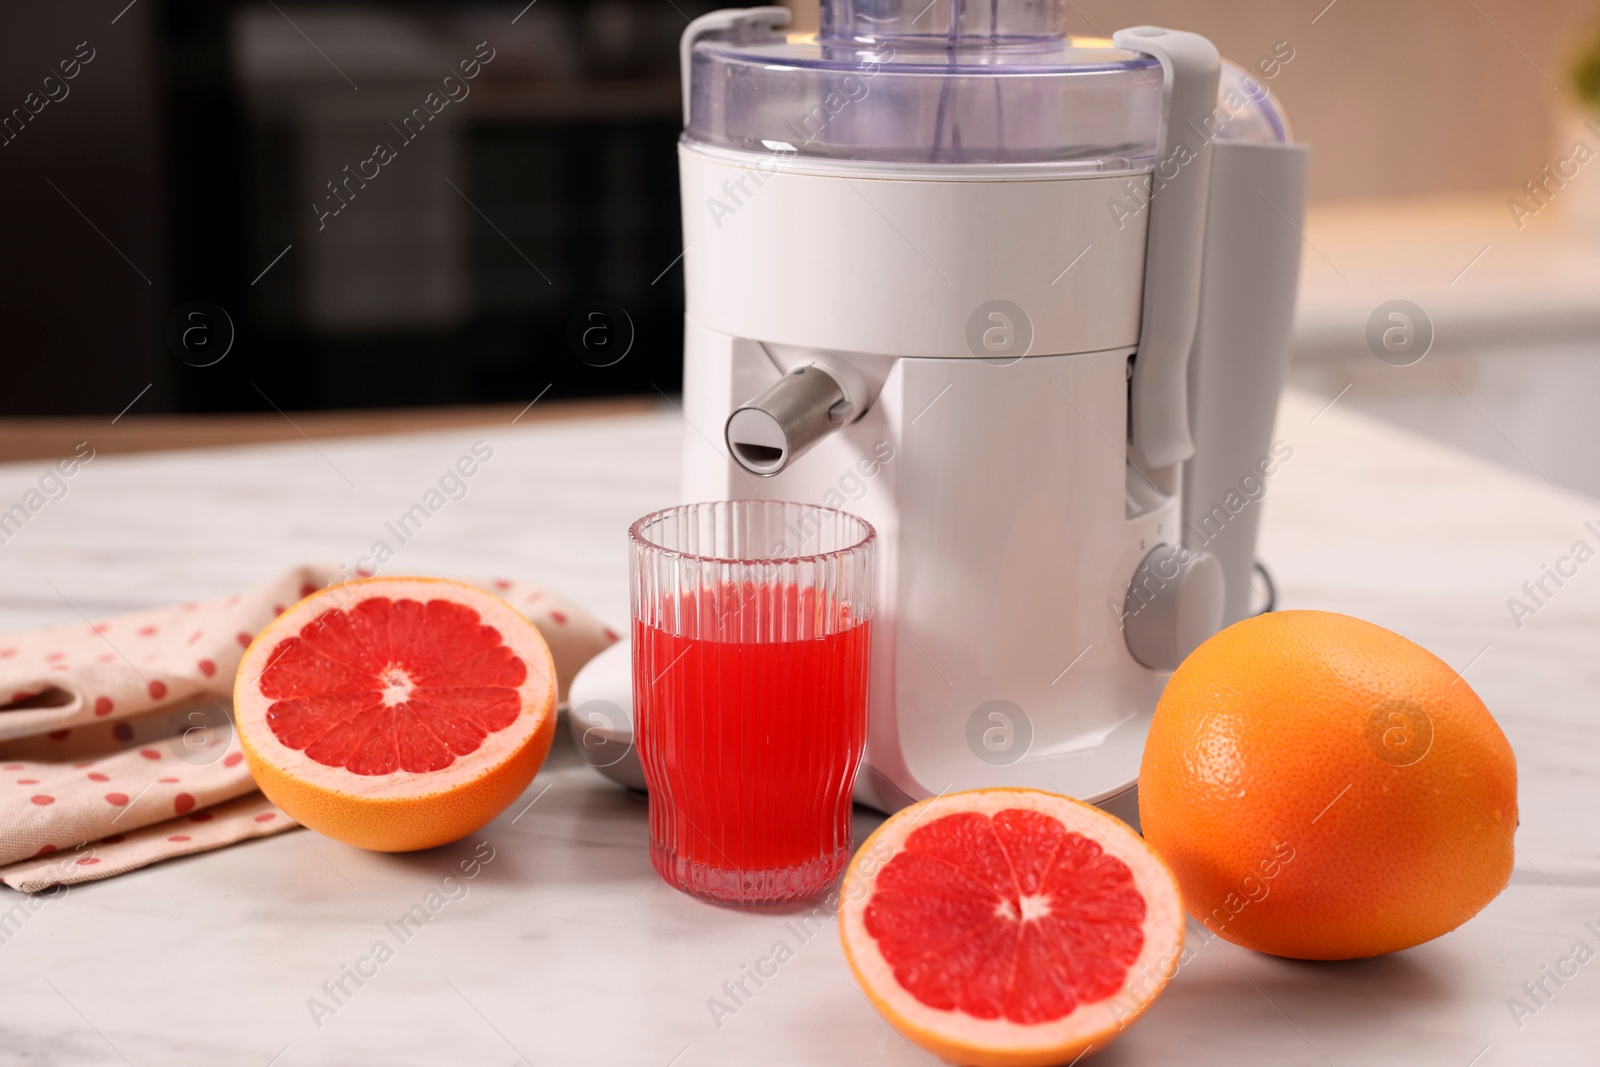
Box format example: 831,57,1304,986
1111,27,1221,471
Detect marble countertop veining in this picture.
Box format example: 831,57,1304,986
0,390,1596,1066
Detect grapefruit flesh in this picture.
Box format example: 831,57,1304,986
841,789,1184,1067
234,578,557,851
1139,609,1517,960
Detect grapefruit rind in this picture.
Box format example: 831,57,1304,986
840,788,1185,1067
1138,609,1518,960
233,577,558,852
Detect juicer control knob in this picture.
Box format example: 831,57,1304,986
1122,544,1225,671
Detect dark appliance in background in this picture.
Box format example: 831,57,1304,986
6,0,716,417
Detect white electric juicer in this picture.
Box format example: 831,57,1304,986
570,0,1308,820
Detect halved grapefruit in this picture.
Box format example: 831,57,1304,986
234,577,557,851
840,789,1184,1067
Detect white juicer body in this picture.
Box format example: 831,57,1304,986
680,147,1173,814
612,13,1315,816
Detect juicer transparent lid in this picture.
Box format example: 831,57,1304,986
683,0,1289,168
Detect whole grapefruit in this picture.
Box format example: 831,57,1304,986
1138,609,1516,960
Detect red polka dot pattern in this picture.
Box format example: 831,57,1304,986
0,572,588,884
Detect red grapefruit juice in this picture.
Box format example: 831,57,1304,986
633,581,871,903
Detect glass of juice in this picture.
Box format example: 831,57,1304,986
630,500,875,905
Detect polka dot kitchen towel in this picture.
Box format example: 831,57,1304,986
0,564,617,892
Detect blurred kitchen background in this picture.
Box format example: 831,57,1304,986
4,0,1600,493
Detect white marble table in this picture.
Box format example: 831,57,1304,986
0,391,1595,1066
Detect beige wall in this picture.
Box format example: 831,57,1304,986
784,0,1598,199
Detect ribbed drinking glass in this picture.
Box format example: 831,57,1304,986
630,500,875,905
